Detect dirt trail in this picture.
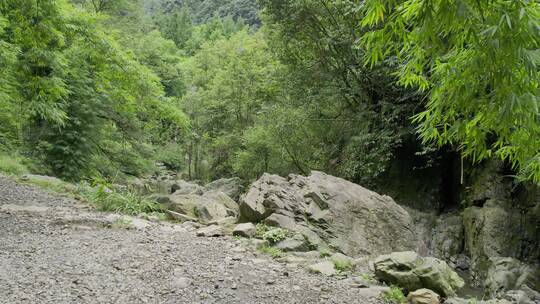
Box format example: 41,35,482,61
0,176,384,304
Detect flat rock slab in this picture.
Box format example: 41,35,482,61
0,175,384,304
308,261,337,276
196,225,224,237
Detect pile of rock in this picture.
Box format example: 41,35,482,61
146,170,538,304
154,177,244,227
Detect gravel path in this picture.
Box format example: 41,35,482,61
0,175,385,304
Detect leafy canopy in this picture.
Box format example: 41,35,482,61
361,0,540,183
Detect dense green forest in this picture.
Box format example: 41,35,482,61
0,0,539,190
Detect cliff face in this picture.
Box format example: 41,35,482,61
460,161,539,284
399,159,539,291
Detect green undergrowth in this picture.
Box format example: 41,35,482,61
24,177,76,194
381,286,406,304
255,223,291,243
257,245,283,259
234,224,288,258
0,153,29,176
359,272,376,283
319,249,332,258
0,156,165,217
331,258,353,273
77,183,163,215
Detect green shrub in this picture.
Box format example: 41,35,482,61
255,223,271,237
78,181,164,215
263,228,290,243
255,223,291,244
0,154,29,176
382,286,406,304
155,144,184,171
331,258,353,273
319,249,332,258
257,246,283,258
23,176,75,194
19,172,164,217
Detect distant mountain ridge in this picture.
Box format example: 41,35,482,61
143,0,260,26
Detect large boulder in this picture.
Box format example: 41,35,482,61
275,235,311,252
165,193,199,216
204,177,244,202
195,191,238,223
238,171,417,257
196,225,224,237
373,251,464,297
232,223,256,238
146,178,176,194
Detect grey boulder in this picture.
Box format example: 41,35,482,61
163,191,238,224
238,171,416,257
373,251,464,297
196,225,224,237
171,180,203,195
407,288,440,304
275,236,311,252
204,177,244,202
232,223,257,238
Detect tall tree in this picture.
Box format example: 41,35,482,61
0,0,188,179
159,6,193,49
361,0,540,183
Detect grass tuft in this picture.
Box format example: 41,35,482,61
319,249,332,258
78,183,164,215
0,153,28,176
257,245,283,258
331,258,353,272
382,286,406,304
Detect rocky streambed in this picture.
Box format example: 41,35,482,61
1,168,538,304
0,175,391,304
146,170,539,304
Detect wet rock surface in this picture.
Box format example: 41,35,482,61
0,175,385,304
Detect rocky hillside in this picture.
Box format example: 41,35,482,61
146,169,539,304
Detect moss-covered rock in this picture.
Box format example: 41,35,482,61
373,251,464,297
